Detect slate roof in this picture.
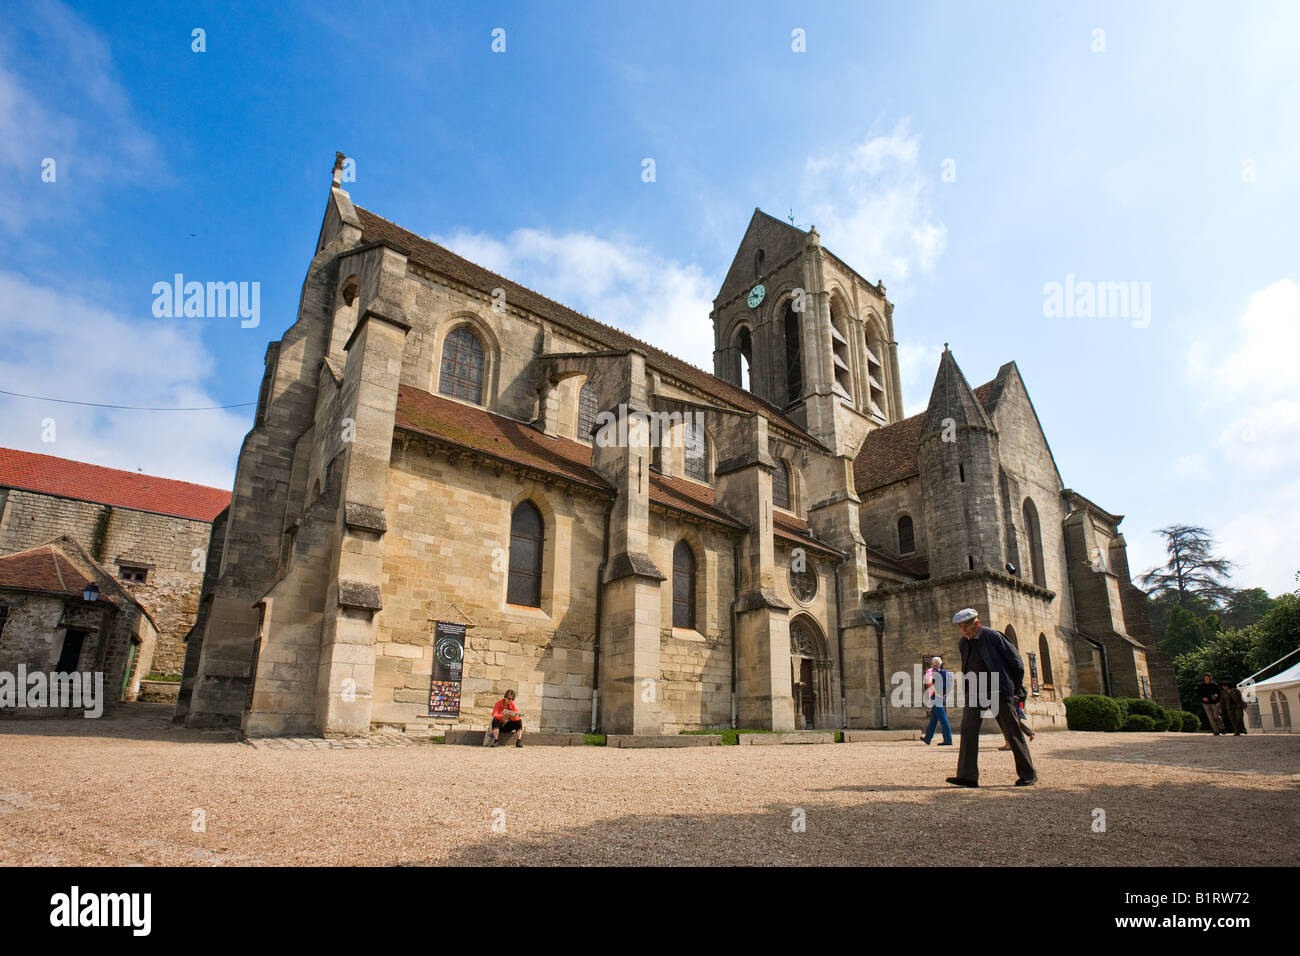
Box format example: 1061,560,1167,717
0,448,231,523
355,206,815,444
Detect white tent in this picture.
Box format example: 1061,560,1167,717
1242,661,1300,733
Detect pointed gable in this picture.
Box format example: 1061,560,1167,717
714,208,809,309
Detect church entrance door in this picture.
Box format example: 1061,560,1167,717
799,657,815,728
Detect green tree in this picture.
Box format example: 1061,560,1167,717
1160,606,1215,658
1141,525,1235,608
1222,588,1276,630
1246,593,1300,674
1148,590,1214,645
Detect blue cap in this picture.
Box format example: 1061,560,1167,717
952,608,979,624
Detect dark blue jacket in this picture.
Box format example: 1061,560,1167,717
959,625,1025,702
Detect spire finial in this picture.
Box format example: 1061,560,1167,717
943,342,949,351
332,152,346,187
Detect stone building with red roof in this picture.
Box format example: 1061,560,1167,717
0,448,230,678
181,154,1174,738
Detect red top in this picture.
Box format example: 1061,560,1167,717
492,698,520,722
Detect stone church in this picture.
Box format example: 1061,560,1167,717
180,154,1177,737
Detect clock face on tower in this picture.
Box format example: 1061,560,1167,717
747,284,765,309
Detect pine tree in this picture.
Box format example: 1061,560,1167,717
1140,525,1235,608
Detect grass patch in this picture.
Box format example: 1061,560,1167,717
584,733,606,746
425,735,445,744
143,673,182,682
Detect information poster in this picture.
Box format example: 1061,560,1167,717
428,621,466,718
1028,651,1040,696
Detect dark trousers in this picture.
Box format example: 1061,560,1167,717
957,697,1035,783
922,705,953,744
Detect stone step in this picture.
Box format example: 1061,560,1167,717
738,732,835,745
443,730,585,747
606,734,723,748
841,730,922,742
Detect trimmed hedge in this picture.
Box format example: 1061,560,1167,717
1064,694,1125,732
1121,714,1157,732
1119,697,1173,732
1177,711,1202,732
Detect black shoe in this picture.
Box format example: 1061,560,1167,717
946,776,978,788
1015,777,1038,787
921,737,931,745
937,741,953,746
516,740,523,748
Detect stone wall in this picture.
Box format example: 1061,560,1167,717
0,489,212,676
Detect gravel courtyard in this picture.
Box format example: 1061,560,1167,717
2,704,1296,866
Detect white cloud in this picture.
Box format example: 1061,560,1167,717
1179,278,1300,595
797,122,948,291
0,273,248,489
897,340,947,416
433,228,719,372
0,0,163,233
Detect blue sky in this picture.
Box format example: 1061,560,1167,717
2,0,1297,594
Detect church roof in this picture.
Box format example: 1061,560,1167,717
393,385,843,555
0,447,231,523
853,371,1004,495
355,207,816,447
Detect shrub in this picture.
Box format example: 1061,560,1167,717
1121,714,1157,732
1064,694,1124,732
1121,698,1172,731
1178,711,1202,732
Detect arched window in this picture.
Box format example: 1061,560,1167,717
865,327,888,421
772,460,791,510
737,326,753,392
829,304,853,402
1005,624,1019,649
897,515,915,555
439,326,486,404
683,422,708,483
754,248,765,276
507,501,543,607
1038,633,1054,687
577,382,598,440
672,540,696,630
1022,498,1045,587
783,303,803,405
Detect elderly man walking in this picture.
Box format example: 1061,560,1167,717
946,608,1037,788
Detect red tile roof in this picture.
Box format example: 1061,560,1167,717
0,448,231,522
394,386,612,492
773,511,845,558
394,386,842,552
0,544,93,595
356,206,816,445
853,379,1001,495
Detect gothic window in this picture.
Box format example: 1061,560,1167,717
1005,624,1019,649
577,382,598,440
897,515,915,555
737,326,753,392
1039,633,1054,687
683,423,709,483
507,501,543,608
754,248,765,276
789,558,817,604
829,304,853,403
772,460,791,511
673,540,697,630
1023,498,1046,587
865,329,888,422
784,303,803,405
439,326,485,405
